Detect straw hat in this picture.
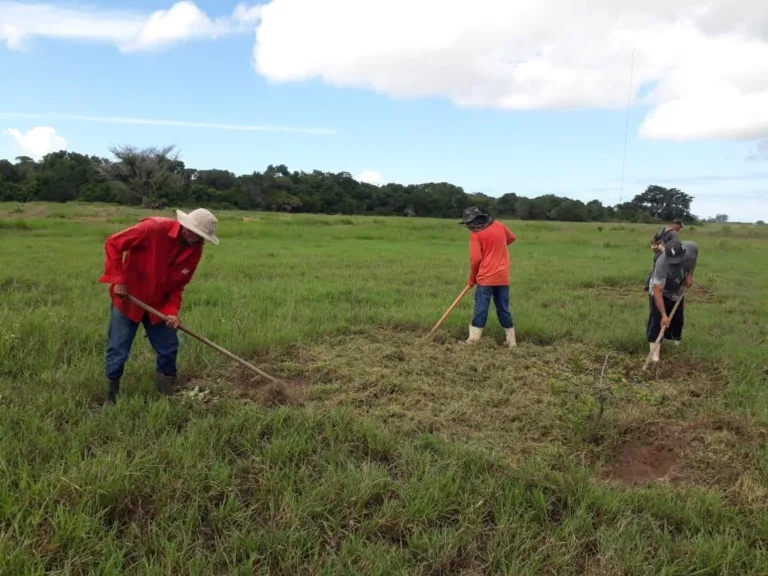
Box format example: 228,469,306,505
176,208,219,245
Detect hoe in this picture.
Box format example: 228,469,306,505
127,294,286,386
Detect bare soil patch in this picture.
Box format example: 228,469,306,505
627,357,729,398
182,360,308,408
610,440,679,485
588,285,643,302
86,370,306,409
604,421,688,486
600,418,768,503
687,286,718,302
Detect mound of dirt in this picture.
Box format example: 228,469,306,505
606,437,683,486
257,381,303,407
181,360,308,409
600,418,767,499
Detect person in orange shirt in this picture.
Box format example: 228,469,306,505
98,208,220,405
461,206,517,347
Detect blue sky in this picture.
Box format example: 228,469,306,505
1,0,767,222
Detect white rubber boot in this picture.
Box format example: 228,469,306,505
465,325,483,345
650,342,661,363
504,327,517,348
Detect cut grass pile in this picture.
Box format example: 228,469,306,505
199,328,764,502
1,202,768,574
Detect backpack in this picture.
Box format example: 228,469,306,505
650,226,668,253
652,226,668,244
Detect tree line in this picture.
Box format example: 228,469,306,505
0,144,699,223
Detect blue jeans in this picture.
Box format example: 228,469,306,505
105,305,179,381
472,285,514,329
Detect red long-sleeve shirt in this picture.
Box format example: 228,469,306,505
98,217,203,324
468,220,516,286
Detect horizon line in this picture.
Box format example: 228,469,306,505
0,112,337,135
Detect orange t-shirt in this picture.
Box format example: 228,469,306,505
468,220,516,286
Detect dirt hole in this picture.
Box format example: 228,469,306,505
600,418,767,500
605,436,683,486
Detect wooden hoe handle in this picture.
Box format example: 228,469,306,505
126,295,284,385
429,284,472,336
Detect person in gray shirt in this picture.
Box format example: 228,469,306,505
646,239,698,362
644,219,683,292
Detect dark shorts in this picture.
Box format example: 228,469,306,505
646,295,684,342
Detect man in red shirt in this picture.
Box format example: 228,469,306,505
98,208,220,404
461,206,517,347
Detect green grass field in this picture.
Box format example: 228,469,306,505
1,202,768,575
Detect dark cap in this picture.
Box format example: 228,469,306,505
459,206,488,225
672,219,683,227
664,240,686,264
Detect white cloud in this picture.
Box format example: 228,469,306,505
0,22,24,49
0,112,336,135
252,0,768,141
0,1,261,52
3,126,67,159
356,170,383,186
747,140,768,162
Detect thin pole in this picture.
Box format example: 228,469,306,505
619,44,635,205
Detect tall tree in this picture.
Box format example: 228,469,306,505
586,199,607,221
101,144,183,206
630,185,694,221
0,159,21,183
34,151,106,203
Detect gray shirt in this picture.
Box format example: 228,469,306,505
650,240,698,301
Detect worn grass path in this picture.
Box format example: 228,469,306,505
1,202,768,574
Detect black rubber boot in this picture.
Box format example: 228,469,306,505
106,379,120,405
155,372,176,396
